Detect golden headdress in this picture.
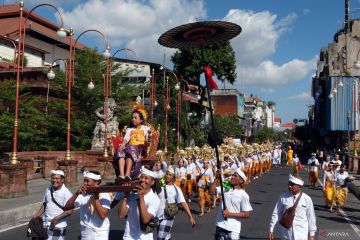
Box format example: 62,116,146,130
133,100,148,121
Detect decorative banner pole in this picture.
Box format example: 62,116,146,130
158,21,242,211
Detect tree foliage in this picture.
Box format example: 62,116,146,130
212,114,243,146
0,48,137,155
252,127,285,143
171,42,237,85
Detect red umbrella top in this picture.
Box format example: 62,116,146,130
158,21,241,49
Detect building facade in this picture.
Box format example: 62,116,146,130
311,17,360,148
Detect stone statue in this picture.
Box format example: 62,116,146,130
91,98,119,151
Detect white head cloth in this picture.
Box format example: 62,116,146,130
235,168,247,182
50,169,64,176
289,174,304,186
141,166,158,178
167,167,175,175
83,171,101,181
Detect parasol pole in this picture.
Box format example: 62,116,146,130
201,45,227,211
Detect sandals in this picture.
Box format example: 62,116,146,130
124,176,132,182
116,176,125,183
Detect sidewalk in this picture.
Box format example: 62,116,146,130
0,174,84,231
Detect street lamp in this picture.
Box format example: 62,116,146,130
109,48,144,95
87,78,95,90
10,1,69,164
73,29,111,158
45,59,69,114
0,36,17,74
174,78,204,150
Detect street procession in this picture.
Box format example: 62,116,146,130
0,1,360,240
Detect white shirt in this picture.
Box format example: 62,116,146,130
216,188,253,233
123,190,160,240
269,191,317,240
245,157,252,168
307,158,320,172
322,161,329,171
185,163,196,180
175,166,187,180
74,193,111,232
197,167,214,187
323,171,335,187
230,162,239,171
335,171,349,188
157,184,185,219
292,157,299,166
42,184,72,228
154,170,165,179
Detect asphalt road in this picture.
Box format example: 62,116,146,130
1,166,359,239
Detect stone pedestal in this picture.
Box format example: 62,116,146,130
58,160,78,186
0,164,28,198
97,156,115,180
18,158,37,180
41,157,58,178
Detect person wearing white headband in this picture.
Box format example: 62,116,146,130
118,166,161,240
269,174,317,240
64,171,111,240
156,167,195,240
32,169,73,240
212,168,252,240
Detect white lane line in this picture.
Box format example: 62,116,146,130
0,208,80,234
339,208,360,238
0,222,28,233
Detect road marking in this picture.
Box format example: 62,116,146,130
0,222,28,233
0,208,80,234
339,208,360,238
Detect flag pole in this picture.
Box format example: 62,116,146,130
201,46,227,212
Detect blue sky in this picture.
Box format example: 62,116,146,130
8,0,360,123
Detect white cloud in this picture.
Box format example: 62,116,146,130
224,9,316,89
287,92,312,101
60,0,206,65
260,88,275,93
57,1,316,89
303,9,310,16
234,56,317,88
6,0,82,8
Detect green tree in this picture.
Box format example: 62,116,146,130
170,43,237,148
253,127,285,143
0,79,68,153
0,48,139,154
171,42,237,85
212,114,243,146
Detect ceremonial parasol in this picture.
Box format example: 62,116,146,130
158,21,242,211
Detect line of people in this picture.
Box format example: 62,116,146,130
30,142,320,240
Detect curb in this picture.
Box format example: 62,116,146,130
0,202,42,231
